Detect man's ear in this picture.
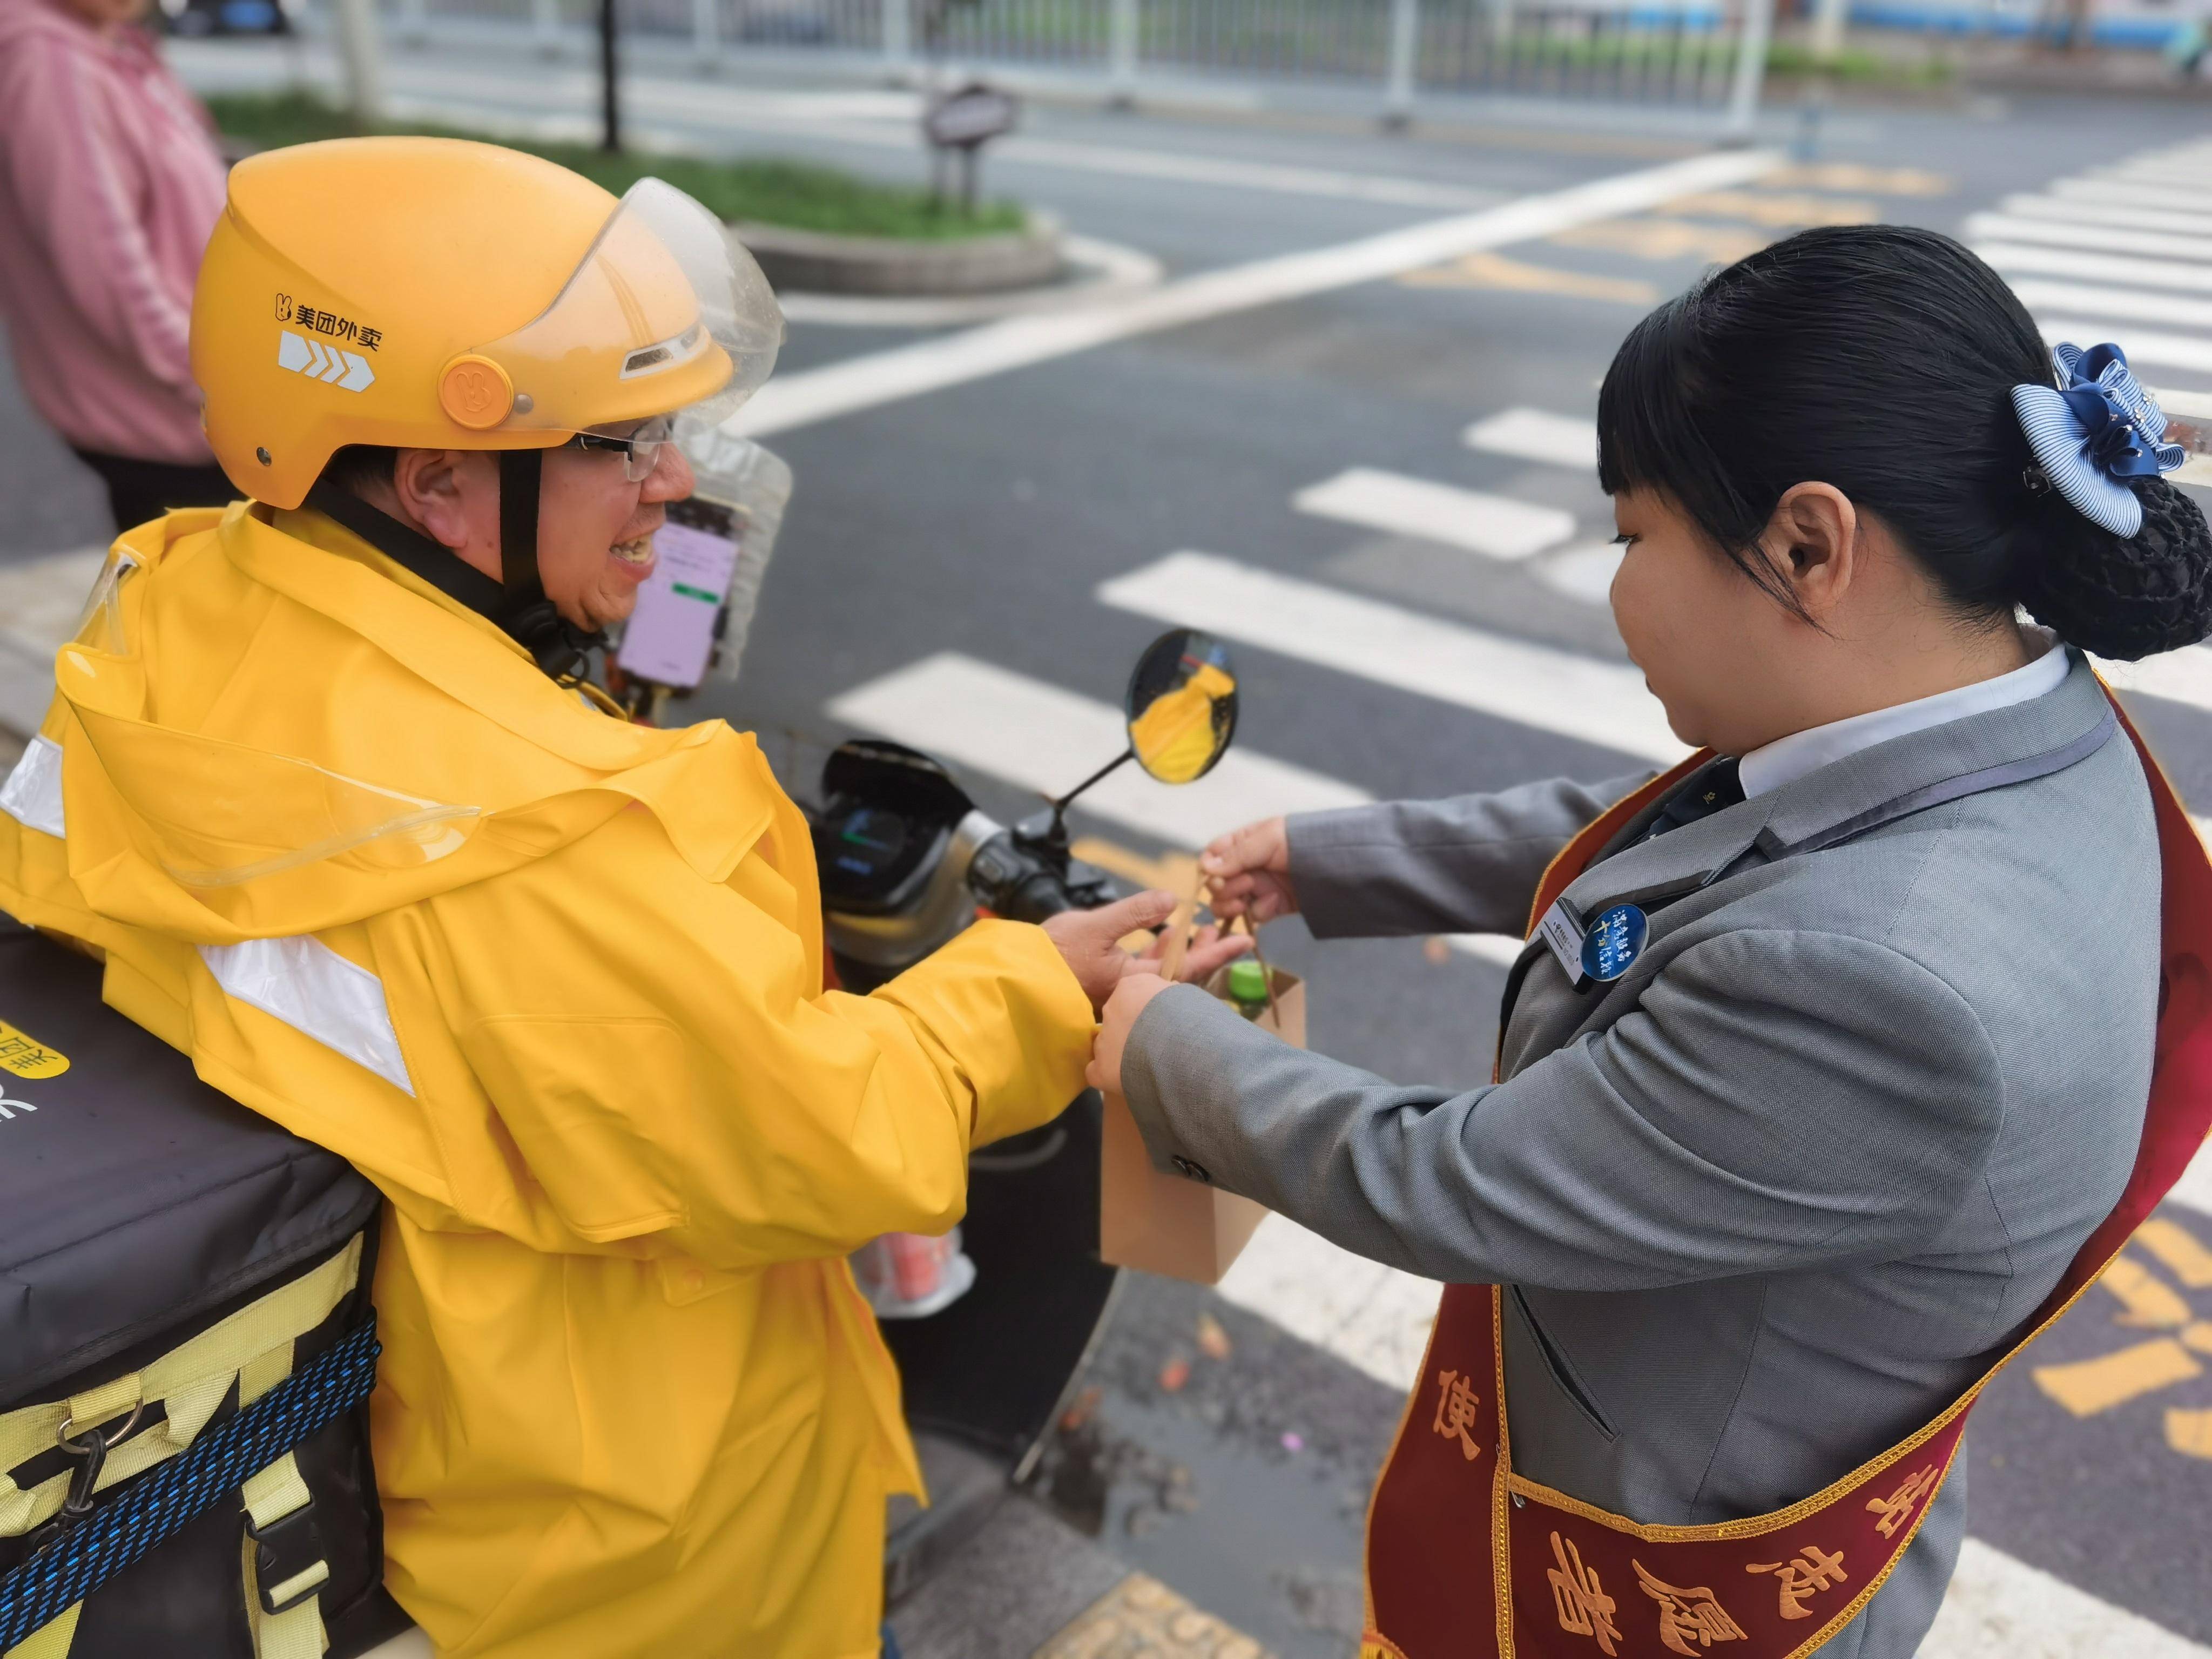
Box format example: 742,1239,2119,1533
1762,482,1858,622
392,449,474,552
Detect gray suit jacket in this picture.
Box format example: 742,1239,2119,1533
1122,654,2161,1658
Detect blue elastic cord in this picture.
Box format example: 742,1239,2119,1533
0,1319,381,1649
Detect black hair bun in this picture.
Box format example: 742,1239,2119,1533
2018,480,2212,662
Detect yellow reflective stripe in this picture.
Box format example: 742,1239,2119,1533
0,1236,362,1539
1,1602,81,1659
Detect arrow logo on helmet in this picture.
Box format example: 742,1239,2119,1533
276,329,375,394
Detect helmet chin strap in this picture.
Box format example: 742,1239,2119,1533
493,447,605,683
305,447,605,684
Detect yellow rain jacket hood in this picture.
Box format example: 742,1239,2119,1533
0,503,1097,1658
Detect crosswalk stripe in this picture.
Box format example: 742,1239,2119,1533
2001,194,2212,238
2097,169,2212,206
1925,1539,2212,1659
2030,318,2212,377
2008,279,2212,333
1098,550,1688,764
1292,468,1577,562
2099,645,2212,719
1216,1212,1443,1390
824,651,1528,970
1462,406,1599,470
825,652,1369,851
2171,1135,2212,1220
1977,241,2212,296
1963,213,2212,266
2061,176,2212,214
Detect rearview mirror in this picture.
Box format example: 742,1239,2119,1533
1125,629,1238,785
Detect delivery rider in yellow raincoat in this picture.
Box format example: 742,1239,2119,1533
0,137,1241,1659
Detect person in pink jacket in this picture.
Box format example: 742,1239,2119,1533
0,0,233,532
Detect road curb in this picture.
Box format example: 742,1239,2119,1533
733,215,1065,296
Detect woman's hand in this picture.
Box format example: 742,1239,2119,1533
1042,892,1250,1014
1086,973,1175,1097
1202,817,1298,924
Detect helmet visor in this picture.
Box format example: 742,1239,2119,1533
474,177,784,434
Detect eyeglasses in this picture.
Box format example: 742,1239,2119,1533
563,416,677,482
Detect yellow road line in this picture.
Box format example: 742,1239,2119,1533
1765,163,1954,197
1031,1572,1270,1659
2167,1407,2212,1460
2100,1255,2196,1327
1658,189,1880,228
1547,217,1771,265
1400,250,1660,304
2033,1338,2203,1417
2135,1216,2212,1289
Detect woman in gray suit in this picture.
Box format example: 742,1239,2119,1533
1088,227,2212,1659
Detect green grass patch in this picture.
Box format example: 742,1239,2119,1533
204,90,1027,239
1764,41,1953,82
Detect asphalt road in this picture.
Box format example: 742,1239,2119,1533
6,33,2212,1657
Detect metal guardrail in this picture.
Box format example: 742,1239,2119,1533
377,0,1773,125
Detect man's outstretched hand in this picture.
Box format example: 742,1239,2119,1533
1042,889,1251,1014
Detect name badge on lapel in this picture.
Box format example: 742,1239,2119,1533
1537,899,1648,988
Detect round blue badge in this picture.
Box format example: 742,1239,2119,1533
1580,903,1648,983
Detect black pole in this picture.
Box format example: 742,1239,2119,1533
599,0,621,152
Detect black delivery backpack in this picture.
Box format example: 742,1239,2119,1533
0,921,408,1656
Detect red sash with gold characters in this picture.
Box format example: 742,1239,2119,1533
1361,690,2212,1659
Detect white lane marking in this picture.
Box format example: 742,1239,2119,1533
827,652,1367,849
1977,241,2212,296
2001,194,2212,237
1216,1212,1444,1390
825,651,1527,966
1293,468,1576,562
2156,386,2212,419
1098,551,1688,765
2008,280,2212,333
996,134,1506,211
363,59,1508,211
2031,318,2212,377
1963,213,2212,265
2169,1135,2212,1220
730,149,1782,438
1923,1537,2212,1659
1463,407,1599,471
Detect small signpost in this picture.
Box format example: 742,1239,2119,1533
922,82,1019,213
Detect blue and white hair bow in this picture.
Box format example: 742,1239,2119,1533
2011,342,2186,538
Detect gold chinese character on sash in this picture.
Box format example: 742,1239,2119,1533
1863,1466,1940,1539
1431,1368,1482,1462
1745,1545,1849,1621
1633,1561,1746,1654
1547,1532,1622,1656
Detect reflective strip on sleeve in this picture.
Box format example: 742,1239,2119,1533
0,737,65,840
199,936,416,1097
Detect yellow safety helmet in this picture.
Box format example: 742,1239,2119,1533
191,136,785,509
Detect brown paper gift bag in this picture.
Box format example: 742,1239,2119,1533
1099,940,1304,1284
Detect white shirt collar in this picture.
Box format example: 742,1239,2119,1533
1735,630,2071,801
